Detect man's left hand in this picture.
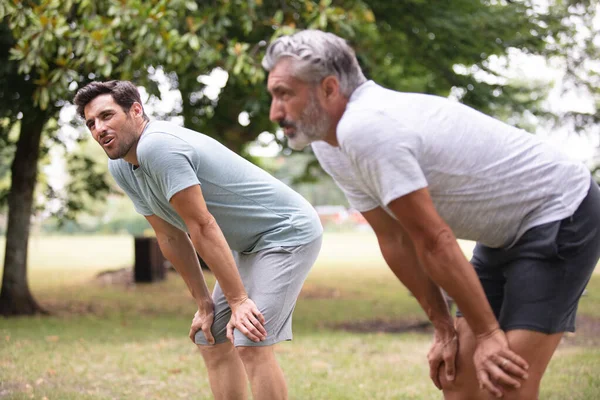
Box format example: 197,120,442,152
428,326,459,389
474,328,529,398
226,297,267,344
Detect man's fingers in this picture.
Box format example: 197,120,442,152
249,314,268,337
444,349,456,382
488,363,521,389
226,323,235,345
493,353,528,380
443,338,458,379
478,370,503,398
252,306,266,325
202,324,215,345
189,322,202,343
239,319,262,342
429,360,442,390
501,350,530,373
501,360,529,380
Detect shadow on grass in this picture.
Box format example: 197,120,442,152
332,319,433,334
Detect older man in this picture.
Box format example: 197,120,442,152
262,29,600,399
74,80,323,400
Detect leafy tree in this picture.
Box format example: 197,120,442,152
0,0,597,315
0,0,374,315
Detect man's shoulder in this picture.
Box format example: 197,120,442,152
108,159,134,186
144,120,178,134
108,158,128,174
311,142,355,179
138,123,193,157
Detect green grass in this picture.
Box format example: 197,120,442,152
0,233,599,399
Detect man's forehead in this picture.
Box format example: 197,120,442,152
84,94,117,118
267,59,299,88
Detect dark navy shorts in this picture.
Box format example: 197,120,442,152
457,179,600,334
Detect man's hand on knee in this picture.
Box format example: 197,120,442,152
428,326,459,389
474,329,529,398
227,297,267,344
189,306,216,345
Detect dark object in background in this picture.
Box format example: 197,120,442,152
134,237,166,283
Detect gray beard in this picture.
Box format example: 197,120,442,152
288,96,331,150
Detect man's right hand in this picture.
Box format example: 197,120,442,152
189,306,215,345
428,326,459,389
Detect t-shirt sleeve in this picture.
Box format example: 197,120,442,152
338,111,428,207
339,183,379,212
137,132,201,202
108,161,154,216
311,142,379,212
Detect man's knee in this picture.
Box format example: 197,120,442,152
440,379,482,400
440,384,539,400
198,342,236,367
236,345,273,367
500,385,539,400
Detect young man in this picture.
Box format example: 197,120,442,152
74,80,323,400
262,30,600,399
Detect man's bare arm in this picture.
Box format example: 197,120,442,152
169,184,247,306
362,207,453,331
145,215,212,310
145,214,216,343
169,184,266,342
386,189,498,336
363,207,458,387
387,187,529,394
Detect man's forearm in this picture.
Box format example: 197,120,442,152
416,229,499,337
156,231,212,310
187,217,248,306
379,236,453,331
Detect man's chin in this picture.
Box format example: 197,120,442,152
106,150,125,160
287,136,312,151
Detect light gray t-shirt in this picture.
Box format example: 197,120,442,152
313,81,591,248
109,121,322,253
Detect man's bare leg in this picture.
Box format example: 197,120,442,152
198,342,248,400
441,317,563,399
237,345,287,400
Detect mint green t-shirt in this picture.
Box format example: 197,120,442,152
109,121,322,253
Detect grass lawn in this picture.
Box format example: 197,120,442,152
0,232,599,399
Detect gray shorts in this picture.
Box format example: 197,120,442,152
458,178,600,334
195,235,322,347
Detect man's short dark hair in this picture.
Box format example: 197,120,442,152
73,80,149,121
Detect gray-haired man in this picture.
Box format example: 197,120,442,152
262,29,600,399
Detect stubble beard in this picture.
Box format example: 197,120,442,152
105,119,137,160
287,94,331,151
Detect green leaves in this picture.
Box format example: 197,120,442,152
1,0,598,211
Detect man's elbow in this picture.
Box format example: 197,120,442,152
416,226,456,257
187,214,217,237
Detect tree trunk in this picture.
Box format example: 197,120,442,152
0,113,47,316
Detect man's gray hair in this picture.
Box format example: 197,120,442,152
262,30,367,97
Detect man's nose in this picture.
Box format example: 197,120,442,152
269,100,284,123
96,119,108,134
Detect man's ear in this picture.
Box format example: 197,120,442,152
130,102,144,118
321,76,340,99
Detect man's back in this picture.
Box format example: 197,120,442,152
315,81,590,248
110,121,322,252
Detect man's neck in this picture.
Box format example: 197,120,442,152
123,120,150,166
323,97,349,147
